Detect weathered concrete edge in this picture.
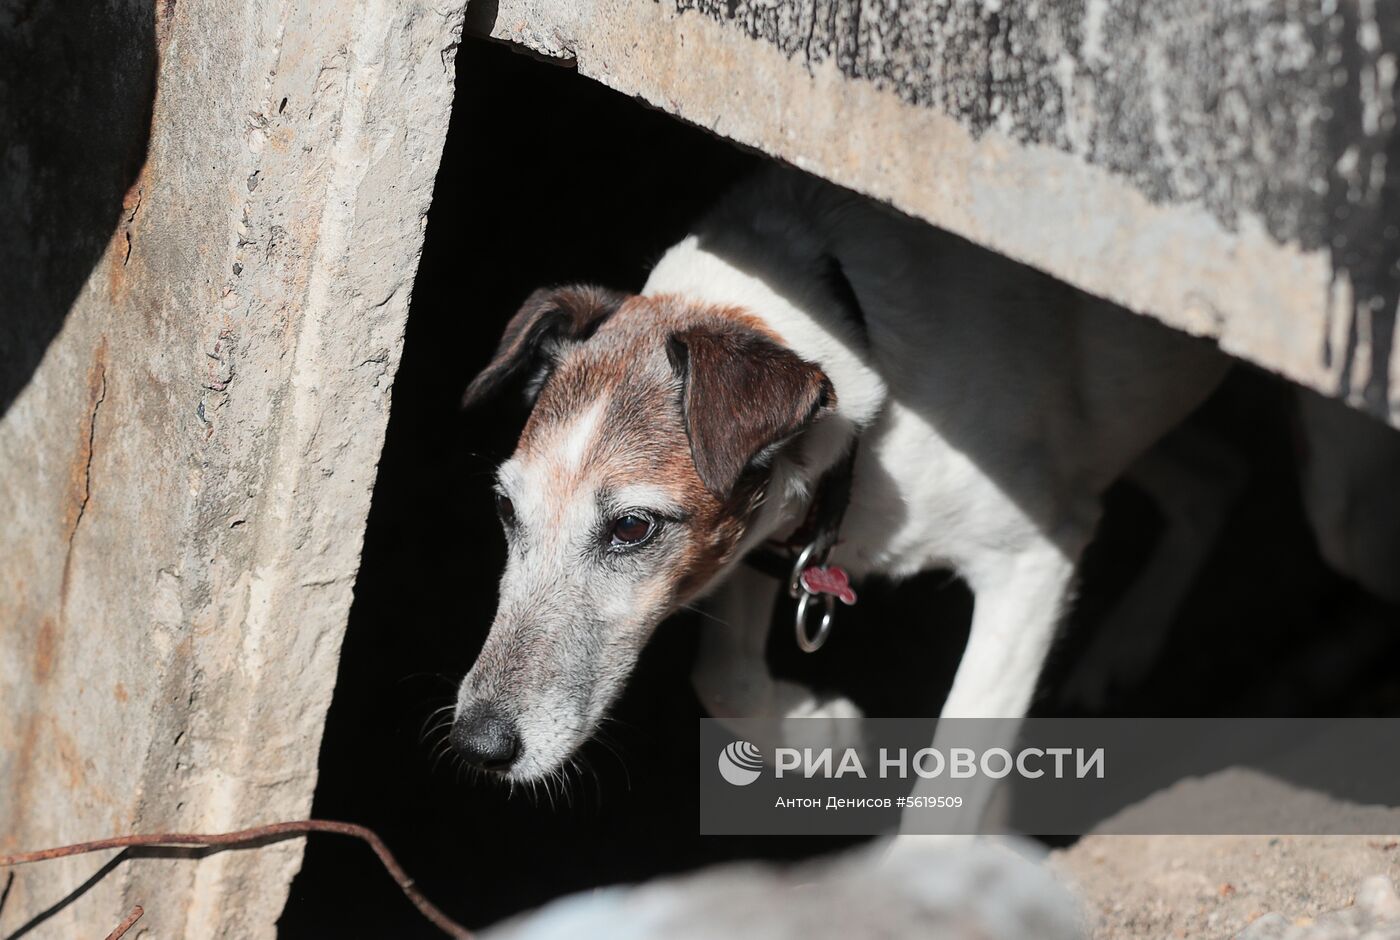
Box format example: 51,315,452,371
469,0,1397,428
176,3,471,935
0,1,467,933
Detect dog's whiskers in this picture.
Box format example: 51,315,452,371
679,602,733,629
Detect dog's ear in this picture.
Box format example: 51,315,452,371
462,285,627,408
667,326,836,497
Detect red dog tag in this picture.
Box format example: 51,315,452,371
800,565,857,606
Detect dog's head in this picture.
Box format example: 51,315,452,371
451,285,835,779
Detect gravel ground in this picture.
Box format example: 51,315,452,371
1051,835,1400,939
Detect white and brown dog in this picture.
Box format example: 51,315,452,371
452,168,1227,821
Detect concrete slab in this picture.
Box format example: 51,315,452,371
0,1,465,935
469,0,1400,427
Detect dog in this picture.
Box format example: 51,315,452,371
451,167,1228,826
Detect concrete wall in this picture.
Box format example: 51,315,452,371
0,1,465,935
469,0,1400,427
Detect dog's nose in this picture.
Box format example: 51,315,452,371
450,705,520,771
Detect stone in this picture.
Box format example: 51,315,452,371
0,1,465,935
1359,875,1400,922
484,838,1085,940
1239,913,1295,940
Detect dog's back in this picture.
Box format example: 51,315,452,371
673,168,1229,574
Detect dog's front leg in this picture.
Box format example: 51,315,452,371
692,564,868,755
898,539,1082,837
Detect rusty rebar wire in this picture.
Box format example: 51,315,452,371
0,820,472,939
103,905,143,940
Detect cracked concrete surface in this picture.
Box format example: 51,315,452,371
0,1,466,935
471,0,1399,426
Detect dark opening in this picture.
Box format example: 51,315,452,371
280,39,888,937
281,37,1400,937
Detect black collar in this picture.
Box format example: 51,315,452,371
744,439,857,579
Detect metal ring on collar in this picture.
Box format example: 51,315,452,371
788,541,822,599
795,591,836,653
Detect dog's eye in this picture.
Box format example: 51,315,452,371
495,493,516,526
610,514,654,546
